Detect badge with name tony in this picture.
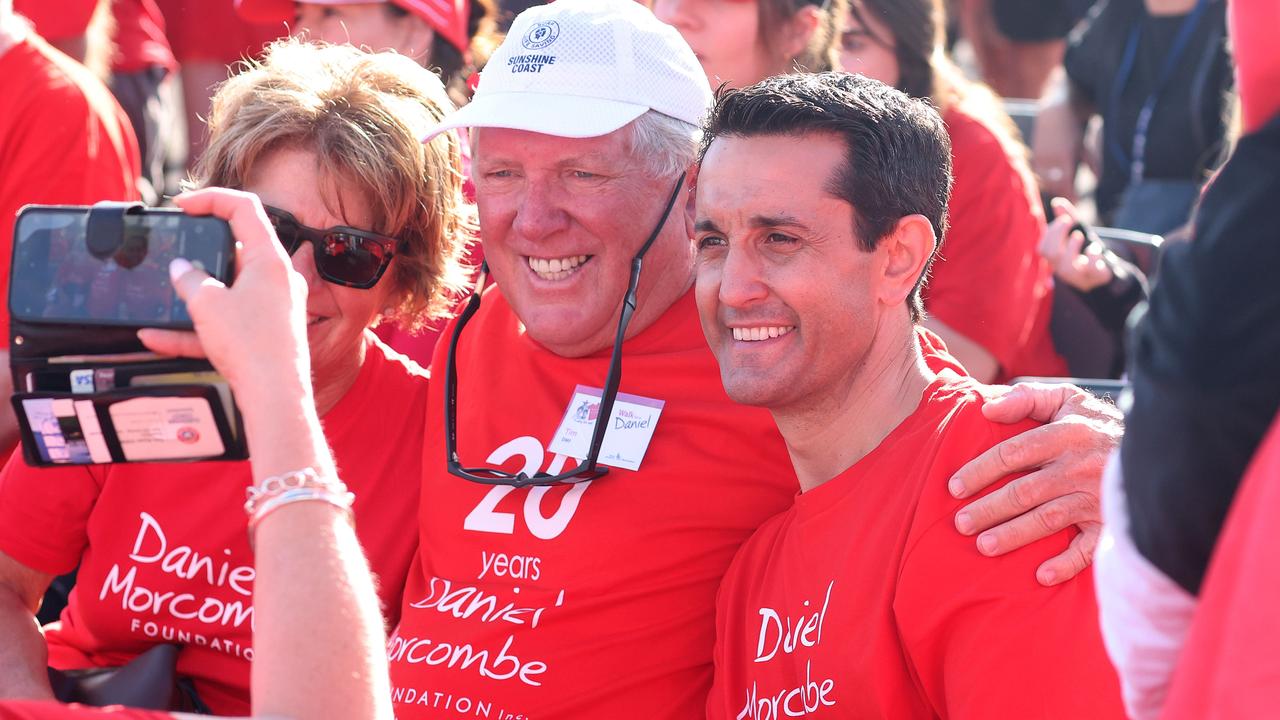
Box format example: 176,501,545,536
548,385,665,472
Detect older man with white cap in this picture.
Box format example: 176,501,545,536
391,1,1122,717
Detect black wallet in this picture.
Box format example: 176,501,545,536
9,202,246,466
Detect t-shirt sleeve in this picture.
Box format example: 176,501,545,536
0,701,168,719
924,113,1046,374
0,449,103,576
893,421,1125,719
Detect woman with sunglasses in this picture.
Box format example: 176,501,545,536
0,38,472,713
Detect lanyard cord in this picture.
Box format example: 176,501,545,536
1105,0,1212,184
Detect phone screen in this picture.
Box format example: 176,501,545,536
10,207,233,328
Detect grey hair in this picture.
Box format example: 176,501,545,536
624,110,702,180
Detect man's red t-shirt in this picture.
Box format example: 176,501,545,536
0,34,141,346
707,376,1123,719
0,335,425,715
925,105,1066,381
389,287,799,718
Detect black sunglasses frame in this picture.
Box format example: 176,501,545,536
263,205,402,289
444,173,688,488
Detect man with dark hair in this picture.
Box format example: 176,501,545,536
695,72,1124,718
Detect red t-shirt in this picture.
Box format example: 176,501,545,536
11,1,99,41
925,105,1066,381
110,0,176,73
1232,0,1280,133
707,376,1124,719
0,335,425,715
0,34,141,347
1162,410,1280,720
389,287,799,718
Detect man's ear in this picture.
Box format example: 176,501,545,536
878,214,937,308
683,164,701,239
781,5,823,68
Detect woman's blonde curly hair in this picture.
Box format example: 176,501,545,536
191,38,475,332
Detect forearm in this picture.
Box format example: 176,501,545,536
244,387,391,720
0,589,54,700
922,319,999,383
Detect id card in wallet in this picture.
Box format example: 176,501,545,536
108,396,226,461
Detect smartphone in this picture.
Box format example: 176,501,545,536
10,205,234,329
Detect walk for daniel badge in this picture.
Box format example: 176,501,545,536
548,385,665,472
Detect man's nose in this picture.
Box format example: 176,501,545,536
717,246,769,308
512,179,571,241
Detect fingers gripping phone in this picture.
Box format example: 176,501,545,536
10,205,235,329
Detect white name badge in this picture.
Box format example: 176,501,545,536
108,396,226,461
547,384,665,472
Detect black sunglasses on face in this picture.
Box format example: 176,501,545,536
263,205,402,289
444,173,688,488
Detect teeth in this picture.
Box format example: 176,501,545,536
528,255,589,280
731,326,795,342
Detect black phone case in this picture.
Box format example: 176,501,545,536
9,203,246,466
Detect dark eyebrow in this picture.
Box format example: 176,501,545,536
749,213,812,232
694,213,814,234
694,218,723,234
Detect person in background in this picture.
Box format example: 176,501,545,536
837,0,1066,383
953,0,1094,100
658,0,1063,382
1093,0,1280,715
652,0,847,88
1034,0,1232,235
0,0,142,455
0,39,471,713
154,0,281,170
235,0,500,103
109,0,183,202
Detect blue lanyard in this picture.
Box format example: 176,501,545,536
1106,0,1212,183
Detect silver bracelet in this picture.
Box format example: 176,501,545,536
247,486,355,545
244,467,348,516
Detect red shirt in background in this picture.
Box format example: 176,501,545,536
11,0,98,41
0,336,426,715
154,0,282,64
0,34,141,347
110,0,176,73
1231,0,1280,133
708,376,1124,719
926,105,1066,381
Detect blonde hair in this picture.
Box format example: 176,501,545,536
192,38,475,332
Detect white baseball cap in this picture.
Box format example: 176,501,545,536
423,0,712,141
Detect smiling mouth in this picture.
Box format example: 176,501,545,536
527,254,592,281
731,326,796,342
